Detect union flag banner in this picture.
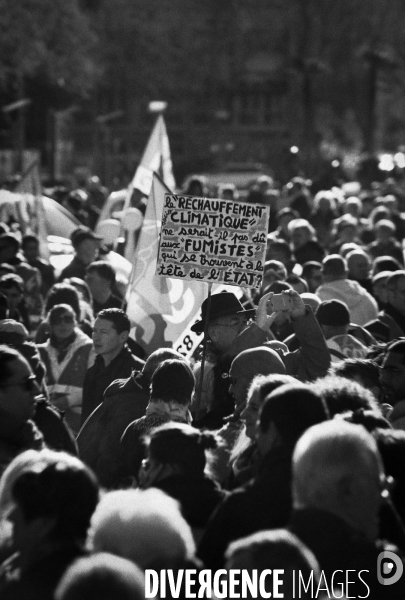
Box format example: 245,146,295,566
126,174,207,356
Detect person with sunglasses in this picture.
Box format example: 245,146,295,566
37,304,94,434
0,346,45,477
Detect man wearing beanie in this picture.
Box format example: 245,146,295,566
198,383,329,569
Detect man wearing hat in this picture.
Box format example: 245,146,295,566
190,291,271,428
191,289,330,428
315,299,368,362
58,227,103,282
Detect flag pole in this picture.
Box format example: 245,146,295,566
195,282,212,414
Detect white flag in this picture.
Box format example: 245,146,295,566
126,174,207,356
125,114,176,205
15,161,49,258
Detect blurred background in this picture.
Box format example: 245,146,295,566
2,0,405,191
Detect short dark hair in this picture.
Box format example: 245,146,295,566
259,383,329,443
331,358,381,395
150,359,195,405
322,254,346,277
0,345,24,385
267,240,292,260
285,274,308,292
143,348,186,381
264,280,292,294
0,233,20,252
11,453,99,543
0,273,24,293
97,308,130,334
146,423,218,476
310,375,380,417
21,234,39,248
86,261,116,285
372,256,402,275
45,283,82,321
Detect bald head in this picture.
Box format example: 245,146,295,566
233,347,286,379
229,347,286,413
293,420,383,541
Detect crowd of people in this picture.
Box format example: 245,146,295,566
1,171,405,598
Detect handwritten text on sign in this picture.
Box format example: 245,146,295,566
156,195,269,288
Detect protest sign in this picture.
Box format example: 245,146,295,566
156,194,269,289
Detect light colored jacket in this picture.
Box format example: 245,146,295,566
316,279,378,326
38,329,95,433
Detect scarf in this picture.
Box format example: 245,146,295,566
146,400,192,424
50,331,77,363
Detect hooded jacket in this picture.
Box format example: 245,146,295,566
316,279,378,326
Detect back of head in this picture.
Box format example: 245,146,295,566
0,344,23,385
86,260,116,285
226,529,320,599
0,233,20,253
88,488,195,570
55,553,145,600
331,358,382,398
233,347,286,382
97,308,130,333
340,242,361,258
143,348,187,381
292,421,382,535
0,273,24,293
285,274,308,294
259,384,329,444
147,422,218,476
252,373,298,402
150,359,195,405
372,256,402,275
322,254,347,280
315,299,350,333
310,375,380,417
11,451,99,544
263,280,292,295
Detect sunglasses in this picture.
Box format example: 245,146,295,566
0,375,38,392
